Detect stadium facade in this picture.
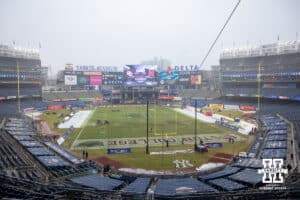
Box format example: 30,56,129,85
51,63,213,104
0,44,43,101
220,40,300,102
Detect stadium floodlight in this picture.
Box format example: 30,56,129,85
146,100,149,154
194,101,197,150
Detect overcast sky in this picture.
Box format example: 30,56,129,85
0,0,299,74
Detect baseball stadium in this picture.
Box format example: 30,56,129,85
1,1,300,199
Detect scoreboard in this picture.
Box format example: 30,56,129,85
103,72,123,85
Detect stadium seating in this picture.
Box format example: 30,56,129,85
228,168,262,186
154,178,217,198
71,175,124,191
42,90,102,101
208,178,247,191
198,166,241,181
121,177,151,199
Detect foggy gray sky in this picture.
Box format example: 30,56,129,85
0,0,299,74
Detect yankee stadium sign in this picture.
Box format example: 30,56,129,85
173,65,201,71
75,65,121,72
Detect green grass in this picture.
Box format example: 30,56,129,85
40,109,72,134
71,136,254,170
78,106,236,140
40,106,253,170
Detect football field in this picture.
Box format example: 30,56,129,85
41,105,252,170
68,105,246,150
75,106,237,139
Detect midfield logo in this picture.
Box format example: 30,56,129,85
258,159,288,183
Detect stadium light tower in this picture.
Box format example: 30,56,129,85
194,101,197,150
146,100,150,154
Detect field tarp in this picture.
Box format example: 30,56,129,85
58,110,92,128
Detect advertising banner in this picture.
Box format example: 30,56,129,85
173,96,182,101
64,71,82,75
48,104,63,110
190,99,206,108
79,98,94,102
77,75,90,85
190,75,202,85
159,71,179,80
239,105,256,111
65,75,77,85
75,65,120,72
94,97,104,101
83,71,102,76
158,96,174,100
263,83,296,88
89,75,102,85
173,65,201,71
204,142,223,148
61,98,77,101
215,121,239,132
107,148,131,154
224,105,240,110
209,104,224,109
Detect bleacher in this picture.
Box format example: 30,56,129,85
259,115,288,160
198,166,241,181
208,178,247,191
121,177,151,199
228,168,263,186
3,118,100,179
180,88,220,99
154,178,217,198
70,175,124,191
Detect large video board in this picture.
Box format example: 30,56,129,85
123,65,158,86
159,70,179,85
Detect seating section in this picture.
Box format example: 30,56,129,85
121,177,151,199
259,115,288,159
71,175,124,191
247,136,264,157
154,178,217,198
198,166,241,181
232,158,263,169
208,178,247,191
42,90,102,101
228,168,263,186
180,88,220,99
222,87,300,99
4,118,99,178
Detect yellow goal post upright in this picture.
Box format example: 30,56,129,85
152,103,178,136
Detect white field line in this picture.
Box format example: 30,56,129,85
70,109,95,150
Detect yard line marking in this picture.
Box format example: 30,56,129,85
70,108,95,150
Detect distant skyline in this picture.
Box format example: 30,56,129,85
0,0,299,75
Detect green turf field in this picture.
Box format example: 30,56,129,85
41,105,253,170
77,106,236,140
